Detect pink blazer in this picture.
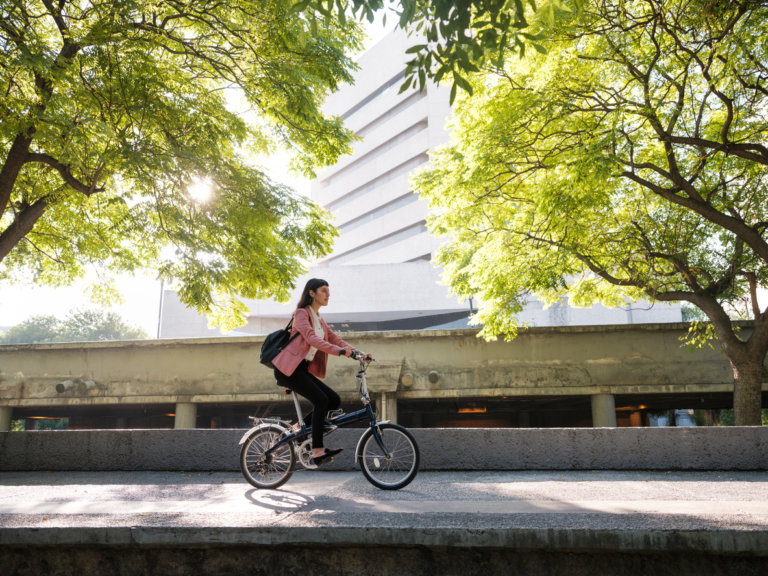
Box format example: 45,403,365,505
272,307,352,379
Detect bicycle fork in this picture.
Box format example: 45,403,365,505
371,424,393,459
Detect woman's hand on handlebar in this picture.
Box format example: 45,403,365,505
350,349,374,362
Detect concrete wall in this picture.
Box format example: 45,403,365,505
0,323,762,414
1,428,766,471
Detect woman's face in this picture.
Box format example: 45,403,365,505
310,285,330,307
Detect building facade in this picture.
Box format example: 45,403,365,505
159,29,680,339
311,28,450,266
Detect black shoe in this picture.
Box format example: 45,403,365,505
310,448,343,466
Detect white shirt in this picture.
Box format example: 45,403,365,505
304,307,326,361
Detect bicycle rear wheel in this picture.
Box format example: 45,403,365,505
240,425,296,489
358,423,419,490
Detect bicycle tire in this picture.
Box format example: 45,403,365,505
358,423,419,490
239,425,296,489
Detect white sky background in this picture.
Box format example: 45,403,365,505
0,15,397,336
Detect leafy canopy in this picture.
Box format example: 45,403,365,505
329,0,583,102
414,0,768,341
1,0,363,328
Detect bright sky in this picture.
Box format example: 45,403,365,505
0,16,396,336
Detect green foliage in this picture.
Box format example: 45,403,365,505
342,1,582,102
716,409,736,426
681,304,708,323
27,418,69,430
8,418,68,430
681,321,719,352
414,0,768,342
0,309,147,344
715,409,768,426
1,0,361,327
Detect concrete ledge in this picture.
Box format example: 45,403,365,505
1,427,766,471
420,427,768,470
3,543,766,576
3,525,767,554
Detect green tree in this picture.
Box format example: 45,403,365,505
1,0,362,328
715,409,768,426
59,309,147,341
0,313,59,343
414,0,768,424
0,308,147,344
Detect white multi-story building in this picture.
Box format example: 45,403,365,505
312,29,450,266
159,29,681,338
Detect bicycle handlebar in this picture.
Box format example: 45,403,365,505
350,349,374,363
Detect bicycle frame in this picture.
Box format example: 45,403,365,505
259,356,390,460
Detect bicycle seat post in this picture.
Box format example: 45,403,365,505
289,390,304,426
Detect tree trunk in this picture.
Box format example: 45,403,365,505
731,358,765,426
0,133,34,217
700,301,766,426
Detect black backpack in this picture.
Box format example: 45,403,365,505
259,316,299,369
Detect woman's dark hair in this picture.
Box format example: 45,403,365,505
296,278,329,309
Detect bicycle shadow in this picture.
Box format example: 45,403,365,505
243,487,313,512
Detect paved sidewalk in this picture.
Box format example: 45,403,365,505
2,470,768,575
2,469,768,533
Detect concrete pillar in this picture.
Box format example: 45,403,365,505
174,402,197,429
0,406,12,431
376,393,398,424
591,394,617,427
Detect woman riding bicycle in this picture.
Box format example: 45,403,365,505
272,278,371,465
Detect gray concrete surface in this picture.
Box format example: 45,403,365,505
1,470,767,575
2,323,755,416
2,427,768,472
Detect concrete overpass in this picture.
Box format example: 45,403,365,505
1,322,765,431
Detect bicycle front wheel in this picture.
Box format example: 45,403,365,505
358,423,419,490
240,425,296,489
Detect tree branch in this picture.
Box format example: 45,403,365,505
663,135,768,165
0,197,49,262
744,271,762,320
40,0,70,41
26,153,104,196
620,170,768,263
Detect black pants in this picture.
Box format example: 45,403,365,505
275,360,340,449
